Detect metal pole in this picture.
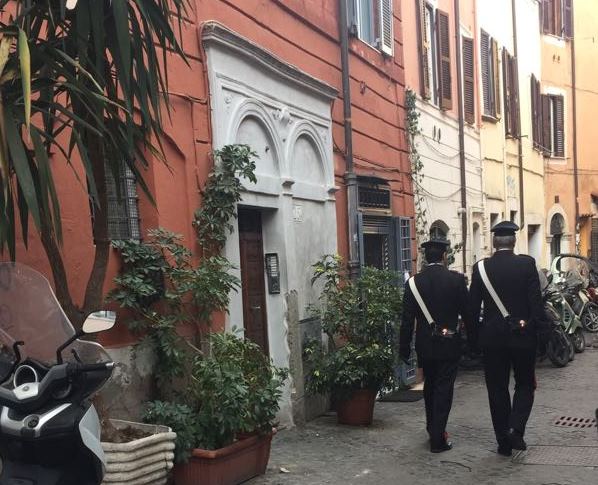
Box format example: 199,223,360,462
339,0,360,278
511,0,524,229
570,1,580,251
454,0,467,273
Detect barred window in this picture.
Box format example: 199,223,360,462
91,165,141,241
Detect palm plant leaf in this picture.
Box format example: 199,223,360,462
0,0,190,258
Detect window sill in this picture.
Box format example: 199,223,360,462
546,156,567,163
482,114,500,123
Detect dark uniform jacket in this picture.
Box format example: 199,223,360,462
469,250,548,350
400,264,473,361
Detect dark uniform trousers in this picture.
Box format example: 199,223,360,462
421,358,459,441
400,264,475,448
469,250,547,447
483,347,536,443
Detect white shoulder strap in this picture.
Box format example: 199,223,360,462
478,260,509,318
408,277,434,325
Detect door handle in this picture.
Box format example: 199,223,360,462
250,306,261,311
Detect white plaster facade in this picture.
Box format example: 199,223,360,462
477,0,547,267
203,23,338,427
415,100,484,274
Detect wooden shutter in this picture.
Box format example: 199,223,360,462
480,31,490,115
541,0,554,34
416,0,431,98
462,37,475,124
347,0,358,36
542,94,552,155
531,75,537,145
492,39,500,116
536,77,542,147
553,95,565,157
509,55,520,137
502,49,511,135
379,0,394,56
436,10,452,110
564,0,573,38
555,0,563,36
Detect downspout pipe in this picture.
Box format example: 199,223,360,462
511,0,524,228
339,0,360,279
454,0,467,274
570,2,580,250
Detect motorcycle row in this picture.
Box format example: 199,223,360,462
539,256,598,367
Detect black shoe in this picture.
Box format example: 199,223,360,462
509,430,527,451
431,441,453,453
497,444,512,457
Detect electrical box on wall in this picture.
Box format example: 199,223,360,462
265,253,281,294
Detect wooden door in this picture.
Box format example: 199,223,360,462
238,209,269,354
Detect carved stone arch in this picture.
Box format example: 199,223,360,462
285,121,333,188
227,99,285,179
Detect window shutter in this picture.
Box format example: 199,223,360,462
542,94,552,155
481,31,490,115
554,95,565,157
436,10,452,110
541,0,554,34
536,78,542,147
462,37,475,124
417,0,431,99
509,54,520,136
502,49,511,135
492,39,500,116
347,0,358,36
564,0,573,38
379,0,394,56
530,75,537,145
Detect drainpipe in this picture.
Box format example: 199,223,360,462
339,0,360,278
454,0,467,273
511,0,524,229
570,2,580,252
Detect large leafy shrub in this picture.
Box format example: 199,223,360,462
305,256,402,398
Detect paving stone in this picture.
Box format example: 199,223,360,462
251,343,598,484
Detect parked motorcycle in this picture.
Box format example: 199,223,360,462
583,286,598,332
551,254,598,333
0,262,115,484
540,270,574,367
556,272,589,352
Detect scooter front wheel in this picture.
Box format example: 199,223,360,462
547,329,571,367
581,303,598,333
571,327,586,353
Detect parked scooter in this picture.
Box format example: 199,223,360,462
540,270,574,367
582,286,598,332
556,271,588,352
0,263,115,484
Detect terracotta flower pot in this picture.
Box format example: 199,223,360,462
336,389,377,426
173,429,275,485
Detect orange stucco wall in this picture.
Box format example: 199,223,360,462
541,33,576,239
2,0,413,347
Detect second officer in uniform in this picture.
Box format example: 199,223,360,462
400,238,476,453
469,221,549,456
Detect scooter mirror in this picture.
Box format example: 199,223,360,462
82,311,116,334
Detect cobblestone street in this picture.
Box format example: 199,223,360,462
253,345,598,485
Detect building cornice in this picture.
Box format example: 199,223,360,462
201,21,338,101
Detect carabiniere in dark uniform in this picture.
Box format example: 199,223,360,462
400,238,476,453
469,221,550,456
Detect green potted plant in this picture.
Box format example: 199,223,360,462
144,332,288,485
305,255,402,426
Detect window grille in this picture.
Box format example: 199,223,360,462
103,165,141,241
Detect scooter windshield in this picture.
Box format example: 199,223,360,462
0,263,110,368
